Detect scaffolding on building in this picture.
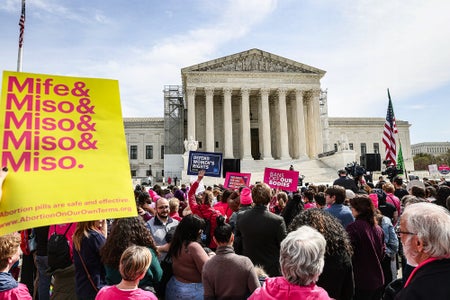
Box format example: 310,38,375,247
164,85,185,154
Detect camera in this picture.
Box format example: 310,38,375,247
381,160,400,181
345,162,366,178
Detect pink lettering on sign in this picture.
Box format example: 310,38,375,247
263,168,299,192
2,75,97,172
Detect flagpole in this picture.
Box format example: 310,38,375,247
17,0,26,72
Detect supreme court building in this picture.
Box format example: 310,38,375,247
125,49,413,183
182,48,325,161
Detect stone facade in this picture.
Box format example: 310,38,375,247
124,117,165,182
327,117,413,171
411,142,450,156
182,48,325,160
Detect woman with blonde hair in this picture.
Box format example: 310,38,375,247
72,220,108,300
100,217,162,291
95,246,157,299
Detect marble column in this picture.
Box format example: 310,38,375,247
306,93,316,158
223,88,233,158
186,87,196,141
295,89,307,159
240,88,252,159
312,90,323,155
278,88,290,159
205,87,214,152
260,88,273,160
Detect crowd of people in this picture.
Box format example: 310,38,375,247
1,166,450,299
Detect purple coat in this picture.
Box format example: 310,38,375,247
346,219,385,291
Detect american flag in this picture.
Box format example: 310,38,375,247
18,0,26,48
382,89,398,166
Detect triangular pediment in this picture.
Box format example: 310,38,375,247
182,48,325,75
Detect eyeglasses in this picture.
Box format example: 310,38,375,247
395,228,416,236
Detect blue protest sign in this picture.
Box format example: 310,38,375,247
187,151,223,177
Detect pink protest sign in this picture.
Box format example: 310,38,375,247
224,172,251,189
263,168,299,191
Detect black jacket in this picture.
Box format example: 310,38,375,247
234,205,287,277
396,258,450,299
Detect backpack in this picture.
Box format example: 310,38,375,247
47,224,73,273
200,217,212,247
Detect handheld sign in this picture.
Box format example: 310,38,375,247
187,151,222,177
263,167,299,192
0,71,135,235
224,172,251,189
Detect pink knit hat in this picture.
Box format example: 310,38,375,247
149,189,160,201
240,187,253,205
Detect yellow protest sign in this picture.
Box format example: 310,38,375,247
0,71,136,235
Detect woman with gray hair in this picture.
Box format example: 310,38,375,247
396,202,450,299
249,226,332,299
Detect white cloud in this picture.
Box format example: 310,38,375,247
84,0,279,116
318,1,450,117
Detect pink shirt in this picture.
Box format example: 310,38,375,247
95,285,157,300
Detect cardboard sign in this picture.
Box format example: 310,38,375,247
0,71,136,235
187,151,222,177
263,167,299,192
224,172,251,189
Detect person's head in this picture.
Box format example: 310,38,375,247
410,186,426,198
338,169,347,177
382,182,395,194
277,191,288,206
393,176,403,188
399,202,450,266
425,186,436,198
168,197,180,214
169,214,206,257
221,189,232,204
213,215,233,245
436,185,450,207
100,217,157,268
239,187,253,206
137,191,152,211
137,191,151,205
0,232,21,271
325,185,346,205
349,195,376,226
314,192,326,208
155,198,170,220
202,190,214,206
227,191,240,212
401,195,426,207
73,220,104,251
280,226,326,286
288,209,353,258
119,245,152,282
302,190,314,203
252,183,271,205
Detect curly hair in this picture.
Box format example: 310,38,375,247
0,232,21,270
100,217,157,268
288,208,353,257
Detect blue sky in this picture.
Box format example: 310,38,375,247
1,0,449,144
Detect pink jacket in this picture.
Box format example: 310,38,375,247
0,283,32,300
249,277,332,300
